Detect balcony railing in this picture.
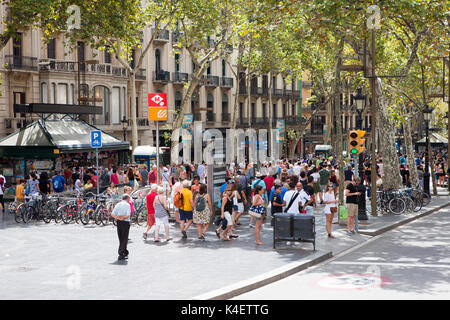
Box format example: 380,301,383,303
220,77,233,87
222,113,231,122
203,75,219,86
135,68,146,80
137,118,149,127
153,29,170,42
273,88,283,97
4,55,38,71
173,72,189,83
153,70,170,82
206,112,215,123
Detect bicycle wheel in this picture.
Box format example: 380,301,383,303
99,208,110,226
136,209,147,226
42,203,53,223
403,197,414,213
413,197,423,212
389,197,406,215
15,203,25,223
421,192,431,206
61,205,73,224
94,207,103,225
80,207,91,225
54,204,62,223
23,206,34,223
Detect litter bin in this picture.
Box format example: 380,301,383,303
273,213,316,250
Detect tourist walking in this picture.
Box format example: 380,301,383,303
323,183,338,238
153,187,172,242
111,194,132,260
143,184,158,240
220,187,235,241
193,184,212,241
250,185,266,245
180,180,194,239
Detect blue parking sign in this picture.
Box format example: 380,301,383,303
91,130,102,148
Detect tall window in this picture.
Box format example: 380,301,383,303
175,53,180,72
222,59,226,77
251,103,256,119
41,83,48,103
273,104,277,119
112,87,121,124
51,83,56,103
262,103,267,119
57,83,68,104
222,94,228,115
207,93,214,121
77,41,85,71
93,86,111,125
239,102,244,119
155,49,161,72
105,46,111,63
47,39,56,59
175,91,182,113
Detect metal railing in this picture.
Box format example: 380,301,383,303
153,70,171,82
203,75,219,86
221,113,231,122
4,55,38,71
220,77,233,87
206,112,216,123
173,72,189,83
153,29,170,41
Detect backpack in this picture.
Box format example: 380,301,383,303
195,194,206,212
174,191,184,209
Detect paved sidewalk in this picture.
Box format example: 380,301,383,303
0,193,449,300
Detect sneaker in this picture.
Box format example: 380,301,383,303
165,236,173,242
346,230,353,235
249,224,255,228
201,233,207,240
182,230,187,238
154,237,161,242
142,232,147,240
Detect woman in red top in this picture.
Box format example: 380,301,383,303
143,184,158,240
110,168,120,185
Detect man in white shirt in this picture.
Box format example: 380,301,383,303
282,182,301,215
111,194,131,260
297,182,314,215
293,162,302,177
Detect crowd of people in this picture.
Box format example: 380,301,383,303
4,149,448,261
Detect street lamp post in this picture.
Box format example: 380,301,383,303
121,116,129,142
353,88,368,220
423,105,433,196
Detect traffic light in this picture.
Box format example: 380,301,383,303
349,130,366,155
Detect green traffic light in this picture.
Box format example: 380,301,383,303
351,148,358,154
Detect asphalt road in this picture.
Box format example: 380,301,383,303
233,206,450,300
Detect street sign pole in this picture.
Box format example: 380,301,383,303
96,148,99,195
156,121,160,184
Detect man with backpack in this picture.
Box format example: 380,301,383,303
51,171,66,194
178,180,194,239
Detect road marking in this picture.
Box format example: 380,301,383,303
331,261,450,269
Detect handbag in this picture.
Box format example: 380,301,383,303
330,206,338,213
339,205,348,220
249,195,266,218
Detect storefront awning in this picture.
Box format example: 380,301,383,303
0,119,129,158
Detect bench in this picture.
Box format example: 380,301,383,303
273,213,316,250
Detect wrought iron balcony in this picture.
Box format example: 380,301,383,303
153,70,171,82
203,75,219,86
153,29,170,43
135,68,146,80
206,112,216,123
222,113,231,122
220,77,233,87
273,88,283,97
5,55,38,71
173,72,189,83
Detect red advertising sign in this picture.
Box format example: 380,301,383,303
148,93,167,107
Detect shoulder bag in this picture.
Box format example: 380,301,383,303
249,195,266,219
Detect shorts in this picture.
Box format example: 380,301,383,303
223,211,234,226
347,203,358,217
155,216,169,227
320,184,327,192
179,209,193,221
147,214,156,226
234,203,244,213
